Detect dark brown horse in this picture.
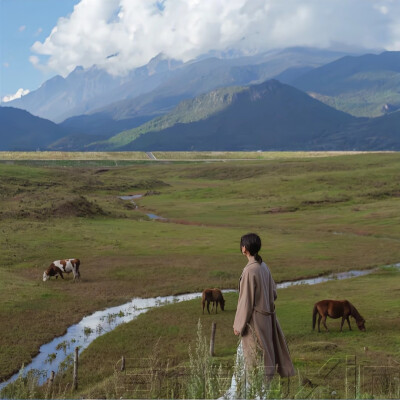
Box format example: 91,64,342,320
313,299,366,332
202,288,225,314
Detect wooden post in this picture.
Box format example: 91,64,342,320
121,355,126,372
48,370,55,390
73,347,79,390
354,354,357,399
210,322,216,356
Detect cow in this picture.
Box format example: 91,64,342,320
202,288,225,314
43,258,81,282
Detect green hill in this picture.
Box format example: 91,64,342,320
89,80,355,151
321,110,400,150
87,86,246,150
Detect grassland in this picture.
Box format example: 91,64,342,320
0,150,377,161
0,151,149,160
151,151,375,160
0,152,399,397
68,266,400,399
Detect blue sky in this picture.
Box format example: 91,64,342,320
1,0,399,103
1,0,79,100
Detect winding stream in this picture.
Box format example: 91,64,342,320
0,266,387,390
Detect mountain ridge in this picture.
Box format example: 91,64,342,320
6,47,350,124
87,80,357,151
0,107,66,151
291,51,400,117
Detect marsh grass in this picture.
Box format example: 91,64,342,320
187,319,231,399
0,366,71,400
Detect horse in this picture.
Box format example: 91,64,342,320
43,258,81,282
312,299,366,332
202,288,225,314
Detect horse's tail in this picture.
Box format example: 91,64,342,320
312,304,318,330
219,293,225,311
201,290,207,314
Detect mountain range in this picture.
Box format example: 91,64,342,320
6,47,349,124
86,80,400,151
1,48,400,152
291,51,400,117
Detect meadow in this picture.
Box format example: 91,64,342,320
0,151,399,398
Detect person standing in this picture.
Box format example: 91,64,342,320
233,233,295,379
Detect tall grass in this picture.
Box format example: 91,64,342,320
186,319,230,399
2,317,399,399
0,366,71,400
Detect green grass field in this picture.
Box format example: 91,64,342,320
0,151,149,160
0,150,375,161
71,266,400,399
0,152,399,398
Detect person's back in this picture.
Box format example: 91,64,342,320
253,261,277,310
233,233,295,379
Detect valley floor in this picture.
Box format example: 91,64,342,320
0,152,399,398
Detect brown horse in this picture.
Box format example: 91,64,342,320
312,299,366,332
202,288,225,314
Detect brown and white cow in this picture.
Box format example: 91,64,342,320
43,258,81,282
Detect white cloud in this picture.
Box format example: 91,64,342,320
30,0,400,77
19,25,26,32
3,62,10,68
29,55,39,66
2,88,30,103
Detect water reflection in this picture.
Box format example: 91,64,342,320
276,268,376,289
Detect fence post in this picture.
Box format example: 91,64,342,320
210,322,216,356
354,354,357,399
73,347,79,390
48,370,55,391
121,355,126,372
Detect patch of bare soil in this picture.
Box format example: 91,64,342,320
301,195,351,206
262,206,299,214
143,190,161,196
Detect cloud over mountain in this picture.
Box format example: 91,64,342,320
31,0,400,77
2,88,30,103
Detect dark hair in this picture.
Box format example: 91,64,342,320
240,233,262,264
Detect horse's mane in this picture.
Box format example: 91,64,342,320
349,301,364,322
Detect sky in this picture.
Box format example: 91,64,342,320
1,0,400,102
1,0,80,101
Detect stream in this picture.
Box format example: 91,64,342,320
0,266,386,390
119,194,166,220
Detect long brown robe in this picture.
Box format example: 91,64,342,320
233,260,295,378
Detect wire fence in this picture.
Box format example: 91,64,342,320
110,354,400,399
